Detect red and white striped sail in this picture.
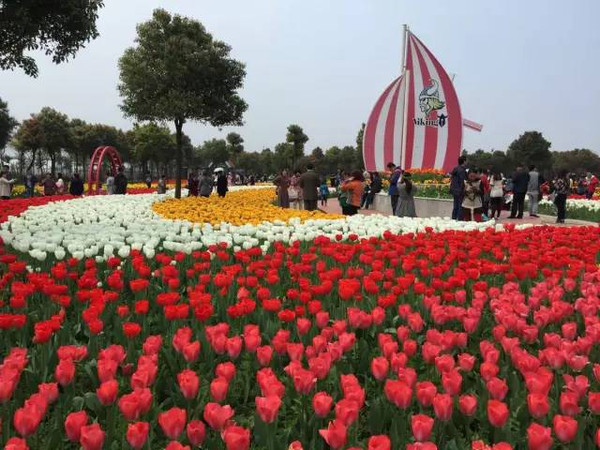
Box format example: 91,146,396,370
363,31,463,173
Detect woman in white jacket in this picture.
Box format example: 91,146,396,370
0,170,15,200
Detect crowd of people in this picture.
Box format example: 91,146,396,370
449,156,585,224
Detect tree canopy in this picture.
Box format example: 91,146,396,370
0,0,104,77
0,97,18,154
507,131,552,171
118,8,247,198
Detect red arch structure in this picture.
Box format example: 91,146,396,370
87,146,123,195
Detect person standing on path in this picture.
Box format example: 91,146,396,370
199,170,213,197
69,173,84,196
340,171,364,216
106,172,115,195
41,174,56,196
387,162,403,214
587,173,598,199
273,169,291,208
216,171,228,198
395,172,417,218
55,173,65,195
527,165,541,218
461,170,483,222
489,171,504,219
450,156,467,220
157,174,167,194
508,164,529,219
553,170,569,224
114,167,128,195
0,170,15,199
24,170,37,197
299,164,320,211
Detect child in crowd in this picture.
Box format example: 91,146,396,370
319,182,329,206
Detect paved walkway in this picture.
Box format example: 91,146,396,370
319,201,594,227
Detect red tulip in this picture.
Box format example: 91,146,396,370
458,353,475,371
177,369,200,400
527,393,550,419
37,382,59,404
4,437,29,450
415,381,437,407
432,393,453,421
216,362,236,382
186,420,206,447
486,377,508,401
527,423,553,450
411,414,434,442
80,423,105,450
292,368,316,395
589,391,600,414
553,414,578,443
165,443,191,450
126,422,150,449
371,356,389,381
595,427,600,447
458,394,478,416
64,410,88,442
334,399,360,426
559,391,580,416
319,419,347,449
222,425,250,450
97,358,118,382
182,341,201,363
441,370,462,396
158,407,187,440
226,336,243,359
256,346,273,366
384,380,412,409
288,441,303,450
256,395,282,424
210,377,230,402
313,392,334,417
203,402,234,430
55,358,76,386
13,407,42,438
406,442,437,449
96,379,118,405
487,400,509,428
367,434,391,450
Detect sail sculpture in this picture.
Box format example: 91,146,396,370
363,28,479,173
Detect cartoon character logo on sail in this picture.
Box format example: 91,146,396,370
419,79,445,117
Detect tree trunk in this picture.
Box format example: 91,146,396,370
174,119,184,199
27,149,37,172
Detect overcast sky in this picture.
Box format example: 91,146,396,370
2,0,599,155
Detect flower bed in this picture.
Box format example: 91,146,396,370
2,192,600,449
153,188,337,226
539,198,600,223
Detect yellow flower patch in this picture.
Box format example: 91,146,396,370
152,188,341,226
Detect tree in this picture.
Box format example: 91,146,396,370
12,115,43,172
286,124,309,170
0,98,18,158
197,139,230,167
552,149,600,174
0,0,105,77
506,131,552,171
236,152,262,175
129,123,175,171
69,120,123,173
356,123,365,168
259,148,274,176
273,142,294,172
37,107,71,175
118,9,247,198
226,132,244,162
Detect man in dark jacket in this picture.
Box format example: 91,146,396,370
508,164,530,219
387,162,403,213
114,167,128,195
69,173,84,196
300,164,320,211
216,171,228,197
450,156,467,220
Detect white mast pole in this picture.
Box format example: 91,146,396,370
400,25,409,169
401,24,408,70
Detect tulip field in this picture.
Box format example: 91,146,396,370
2,188,600,450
